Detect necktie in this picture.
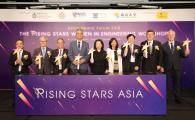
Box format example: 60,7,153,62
78,41,81,49
149,42,152,54
59,49,63,56
18,51,22,72
42,48,46,57
19,51,22,59
170,42,174,53
130,44,134,55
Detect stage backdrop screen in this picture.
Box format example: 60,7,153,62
0,9,195,89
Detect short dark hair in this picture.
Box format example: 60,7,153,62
109,38,119,50
126,34,135,39
94,39,104,51
16,39,24,44
146,29,155,35
57,38,64,43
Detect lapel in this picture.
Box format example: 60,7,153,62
166,41,176,55
146,40,153,55
21,50,25,59
39,48,42,56
166,42,172,54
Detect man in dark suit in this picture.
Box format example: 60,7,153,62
33,36,53,75
161,30,190,103
50,38,70,75
68,28,89,75
9,39,32,75
122,34,140,74
8,39,32,107
140,29,163,74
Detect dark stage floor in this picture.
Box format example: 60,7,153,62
0,90,195,120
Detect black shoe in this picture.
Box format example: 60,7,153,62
175,99,182,104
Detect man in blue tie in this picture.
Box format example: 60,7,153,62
68,28,89,75
161,29,190,103
33,36,53,75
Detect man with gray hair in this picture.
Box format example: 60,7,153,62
161,29,190,103
33,36,53,75
68,28,89,75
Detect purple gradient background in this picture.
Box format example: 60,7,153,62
16,75,166,115
0,22,195,89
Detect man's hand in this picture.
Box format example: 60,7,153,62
73,60,79,65
185,49,190,57
90,58,94,64
15,59,23,65
157,65,161,71
79,59,85,64
63,68,68,75
160,67,164,73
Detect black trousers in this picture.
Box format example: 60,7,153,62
166,69,181,100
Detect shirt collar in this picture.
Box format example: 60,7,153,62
148,40,154,44
168,40,175,44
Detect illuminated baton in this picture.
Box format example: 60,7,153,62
55,56,62,70
122,42,129,50
142,43,149,58
35,54,42,70
88,48,95,62
183,38,192,50
75,54,83,70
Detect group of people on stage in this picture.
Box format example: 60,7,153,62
9,28,190,76
8,28,191,103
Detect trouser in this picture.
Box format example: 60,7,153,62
166,69,181,100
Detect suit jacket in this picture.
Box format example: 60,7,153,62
162,41,187,71
33,47,53,75
8,50,32,75
140,40,163,73
68,40,89,71
50,49,70,75
121,44,140,73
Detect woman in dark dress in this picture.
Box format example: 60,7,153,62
89,39,108,75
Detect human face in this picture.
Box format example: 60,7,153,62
57,39,64,49
76,30,83,41
127,36,135,44
146,32,155,41
96,41,102,51
111,40,117,49
39,37,47,47
167,31,175,42
16,40,24,49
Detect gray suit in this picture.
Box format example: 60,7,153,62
33,47,53,75
68,40,89,74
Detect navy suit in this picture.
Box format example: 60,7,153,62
162,41,188,101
